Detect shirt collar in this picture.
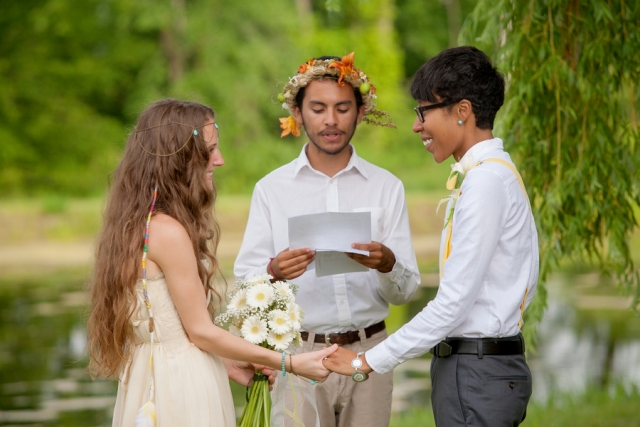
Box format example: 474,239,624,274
292,143,369,180
462,137,504,163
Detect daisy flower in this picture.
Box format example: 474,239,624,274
291,331,303,348
246,283,274,309
241,316,268,344
268,310,291,334
228,289,247,311
267,330,293,351
246,274,273,286
287,304,302,330
273,281,293,298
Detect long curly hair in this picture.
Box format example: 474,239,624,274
87,99,222,379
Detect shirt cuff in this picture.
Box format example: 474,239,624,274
365,340,400,375
376,259,409,287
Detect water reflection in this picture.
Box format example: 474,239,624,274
1,271,639,425
0,272,116,426
530,274,640,400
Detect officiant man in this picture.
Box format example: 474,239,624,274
234,52,420,427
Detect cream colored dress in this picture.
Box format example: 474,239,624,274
111,273,236,427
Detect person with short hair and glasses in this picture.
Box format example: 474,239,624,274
324,46,539,427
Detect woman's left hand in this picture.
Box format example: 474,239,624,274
224,359,277,390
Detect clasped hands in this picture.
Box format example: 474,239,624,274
321,346,374,377
270,241,396,281
226,348,371,385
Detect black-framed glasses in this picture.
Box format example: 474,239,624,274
414,101,455,123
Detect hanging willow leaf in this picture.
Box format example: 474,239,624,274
461,0,640,344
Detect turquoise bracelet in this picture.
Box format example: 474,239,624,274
281,352,286,376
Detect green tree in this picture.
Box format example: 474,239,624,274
395,0,477,79
461,0,640,340
0,0,145,196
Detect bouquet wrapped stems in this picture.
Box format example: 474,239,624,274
238,371,272,427
215,275,304,427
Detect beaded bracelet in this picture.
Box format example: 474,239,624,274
281,351,287,376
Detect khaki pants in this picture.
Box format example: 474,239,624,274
285,329,393,427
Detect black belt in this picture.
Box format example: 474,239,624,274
300,321,386,346
430,333,525,358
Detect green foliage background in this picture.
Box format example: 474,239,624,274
0,0,476,197
461,0,640,340
1,0,638,328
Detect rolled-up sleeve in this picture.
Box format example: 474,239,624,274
374,181,420,305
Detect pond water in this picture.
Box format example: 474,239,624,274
1,269,639,425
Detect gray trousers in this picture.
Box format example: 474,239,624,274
431,354,532,427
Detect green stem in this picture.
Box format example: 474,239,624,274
237,371,271,427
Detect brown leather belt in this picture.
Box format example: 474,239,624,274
300,321,386,346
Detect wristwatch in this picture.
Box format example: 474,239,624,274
351,351,369,382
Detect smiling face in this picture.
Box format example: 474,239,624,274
294,79,365,158
412,99,468,164
202,118,224,189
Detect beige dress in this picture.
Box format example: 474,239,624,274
111,273,236,427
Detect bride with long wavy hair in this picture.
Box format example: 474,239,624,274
86,99,336,427
88,99,221,379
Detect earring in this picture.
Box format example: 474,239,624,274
458,120,463,125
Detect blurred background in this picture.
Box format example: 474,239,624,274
1,0,639,426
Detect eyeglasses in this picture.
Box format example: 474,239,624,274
414,101,455,123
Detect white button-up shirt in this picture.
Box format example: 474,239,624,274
367,138,539,374
234,144,421,333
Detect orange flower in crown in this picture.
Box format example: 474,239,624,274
275,51,395,137
279,116,300,137
298,59,314,74
328,52,357,86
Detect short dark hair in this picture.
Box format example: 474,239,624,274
410,46,505,130
295,56,364,111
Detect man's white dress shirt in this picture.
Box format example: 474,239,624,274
367,138,539,374
234,144,421,333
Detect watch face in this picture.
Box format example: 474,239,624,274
351,358,363,369
351,371,368,382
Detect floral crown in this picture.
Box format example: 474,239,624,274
277,52,395,137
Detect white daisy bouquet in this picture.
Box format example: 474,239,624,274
215,274,304,427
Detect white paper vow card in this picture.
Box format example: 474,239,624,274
288,212,371,277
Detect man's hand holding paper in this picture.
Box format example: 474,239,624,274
288,212,387,277
269,247,315,281
346,241,396,273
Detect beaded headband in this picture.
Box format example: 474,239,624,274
277,52,395,137
134,121,219,156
